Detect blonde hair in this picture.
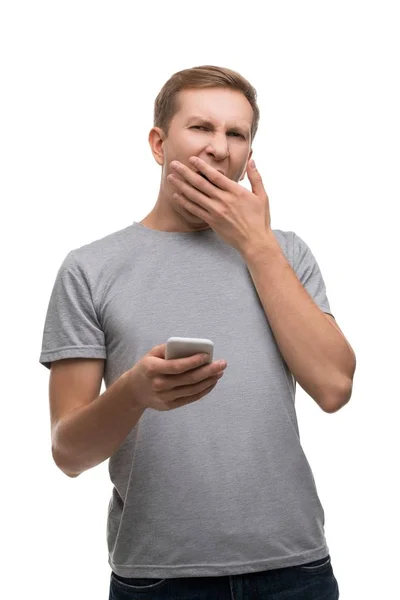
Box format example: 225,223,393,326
153,65,260,143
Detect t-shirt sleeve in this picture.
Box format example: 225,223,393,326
291,232,334,318
39,251,107,370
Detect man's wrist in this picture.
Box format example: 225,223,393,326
122,367,147,414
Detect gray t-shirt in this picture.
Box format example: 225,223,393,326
39,222,334,579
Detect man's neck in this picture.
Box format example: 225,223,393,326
139,206,211,233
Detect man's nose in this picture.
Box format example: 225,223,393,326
205,136,229,160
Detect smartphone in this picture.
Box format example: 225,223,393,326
165,337,214,363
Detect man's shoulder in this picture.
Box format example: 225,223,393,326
69,223,136,266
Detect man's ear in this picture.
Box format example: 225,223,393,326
148,127,167,166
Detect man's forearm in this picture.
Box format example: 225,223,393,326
242,236,356,412
52,370,146,477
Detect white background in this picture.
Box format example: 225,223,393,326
1,1,399,598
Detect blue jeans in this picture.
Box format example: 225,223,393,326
109,554,339,599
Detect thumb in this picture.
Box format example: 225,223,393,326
247,159,265,197
147,343,167,359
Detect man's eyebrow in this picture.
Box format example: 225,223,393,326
186,116,250,135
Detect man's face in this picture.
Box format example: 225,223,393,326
150,87,254,226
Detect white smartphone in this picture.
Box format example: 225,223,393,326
165,337,214,363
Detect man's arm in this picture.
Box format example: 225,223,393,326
241,237,356,413
52,364,146,478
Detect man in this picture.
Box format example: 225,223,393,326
40,65,355,599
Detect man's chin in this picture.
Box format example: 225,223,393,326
176,205,210,229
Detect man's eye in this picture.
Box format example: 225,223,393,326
191,126,244,138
